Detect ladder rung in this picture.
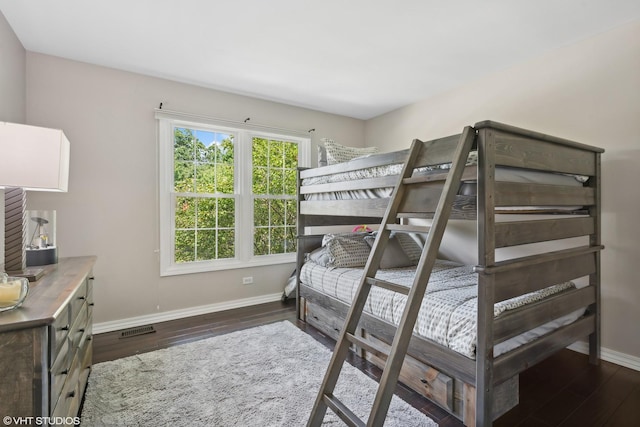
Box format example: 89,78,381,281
402,174,446,185
346,332,391,360
366,277,410,295
323,393,366,427
385,223,431,234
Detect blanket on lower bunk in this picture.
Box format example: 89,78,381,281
300,259,583,359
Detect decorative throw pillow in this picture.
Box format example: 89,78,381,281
322,232,372,268
321,138,379,165
306,246,331,267
395,232,423,264
317,145,328,167
364,233,415,269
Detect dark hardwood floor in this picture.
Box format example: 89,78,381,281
93,300,640,426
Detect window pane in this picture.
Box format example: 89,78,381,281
285,226,297,252
254,227,269,256
218,135,234,164
175,197,196,228
269,140,284,168
284,142,298,168
253,167,267,194
271,199,285,226
254,198,269,227
218,198,235,228
218,229,235,258
215,164,234,194
284,169,297,195
271,227,285,254
196,229,216,260
174,128,195,162
252,137,268,167
175,230,195,263
195,163,216,193
174,161,195,193
197,198,216,229
268,168,284,195
285,199,297,225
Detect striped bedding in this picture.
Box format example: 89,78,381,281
300,259,585,359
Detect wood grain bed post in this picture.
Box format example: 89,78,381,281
588,152,602,365
475,126,496,427
296,167,308,322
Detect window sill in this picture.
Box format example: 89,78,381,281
160,254,296,276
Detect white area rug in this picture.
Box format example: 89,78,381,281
81,320,437,426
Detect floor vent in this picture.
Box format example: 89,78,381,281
119,325,156,339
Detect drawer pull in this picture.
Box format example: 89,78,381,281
59,369,69,375
78,296,86,300
89,276,95,280
89,303,95,307
58,324,70,331
67,390,76,398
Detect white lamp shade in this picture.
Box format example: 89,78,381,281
0,122,70,192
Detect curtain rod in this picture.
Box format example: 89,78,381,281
154,106,315,137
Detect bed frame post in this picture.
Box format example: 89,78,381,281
475,126,496,427
296,167,308,322
588,152,602,365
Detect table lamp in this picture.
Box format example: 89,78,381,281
0,122,70,281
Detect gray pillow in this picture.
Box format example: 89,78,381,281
317,145,328,167
322,233,372,268
306,246,330,267
364,233,417,269
321,138,379,165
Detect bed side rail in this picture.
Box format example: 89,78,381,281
299,149,409,180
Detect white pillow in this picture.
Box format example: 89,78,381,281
321,138,379,165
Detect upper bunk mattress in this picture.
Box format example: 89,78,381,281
300,259,584,359
302,163,586,203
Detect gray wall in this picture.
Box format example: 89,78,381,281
0,11,26,269
366,20,640,360
0,10,25,123
25,53,365,325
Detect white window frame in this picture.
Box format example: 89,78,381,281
157,111,310,276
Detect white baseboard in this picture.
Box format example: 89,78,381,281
93,292,284,334
568,341,640,372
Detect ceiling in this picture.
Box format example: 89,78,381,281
2,0,640,120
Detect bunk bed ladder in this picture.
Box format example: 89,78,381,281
307,126,476,427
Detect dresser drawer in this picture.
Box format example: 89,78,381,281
51,349,81,419
69,304,88,350
50,336,73,409
50,305,71,359
69,278,88,321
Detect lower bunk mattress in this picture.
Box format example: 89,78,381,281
300,259,585,359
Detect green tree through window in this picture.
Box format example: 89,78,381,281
171,128,299,265
174,128,235,263
252,137,298,256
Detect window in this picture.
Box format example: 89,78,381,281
157,112,310,276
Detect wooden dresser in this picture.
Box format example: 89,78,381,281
0,256,96,422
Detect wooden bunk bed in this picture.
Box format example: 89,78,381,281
295,121,603,426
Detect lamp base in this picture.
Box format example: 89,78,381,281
27,247,58,267
6,267,45,282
